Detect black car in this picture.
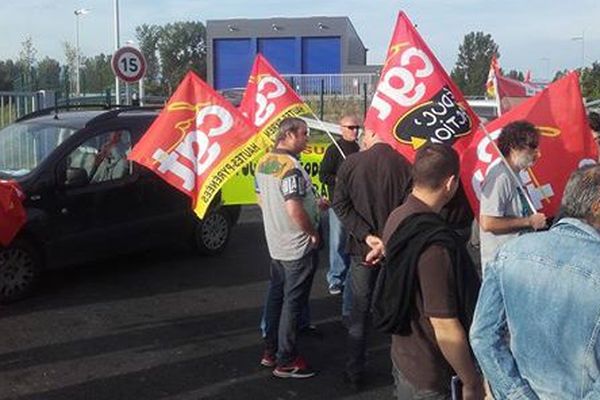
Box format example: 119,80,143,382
0,106,240,303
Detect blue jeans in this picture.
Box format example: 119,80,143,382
260,288,310,336
327,209,352,316
327,210,350,287
346,256,381,378
263,251,317,365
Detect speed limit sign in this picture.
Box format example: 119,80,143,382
111,46,146,83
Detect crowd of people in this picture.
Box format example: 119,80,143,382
253,113,600,399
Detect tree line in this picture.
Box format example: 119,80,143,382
450,31,600,100
0,21,206,97
1,24,599,101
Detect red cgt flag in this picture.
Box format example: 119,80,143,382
364,11,480,162
239,54,311,141
0,180,26,246
462,72,598,217
129,71,268,218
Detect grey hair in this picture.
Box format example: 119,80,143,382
275,117,307,143
560,165,600,223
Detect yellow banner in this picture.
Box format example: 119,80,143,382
194,132,271,218
221,137,331,205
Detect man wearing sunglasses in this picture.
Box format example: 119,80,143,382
319,115,361,316
479,120,547,272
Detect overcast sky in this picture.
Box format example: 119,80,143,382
1,0,598,81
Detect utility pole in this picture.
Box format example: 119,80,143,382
74,8,90,96
114,0,121,104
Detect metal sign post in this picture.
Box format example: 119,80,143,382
111,46,147,105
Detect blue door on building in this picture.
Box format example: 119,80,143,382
258,38,300,75
301,37,341,93
214,39,254,90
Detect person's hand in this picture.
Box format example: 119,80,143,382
462,383,485,400
365,234,383,249
309,232,320,249
462,376,485,400
461,374,484,400
529,213,547,230
364,235,384,265
317,197,330,211
364,248,383,266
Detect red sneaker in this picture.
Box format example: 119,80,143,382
260,350,276,368
272,356,316,378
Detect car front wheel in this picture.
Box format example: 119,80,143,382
193,208,231,255
0,240,41,304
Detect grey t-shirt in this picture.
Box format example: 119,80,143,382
255,150,318,261
479,162,531,269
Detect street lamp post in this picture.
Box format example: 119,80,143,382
74,8,90,96
114,0,121,104
571,31,585,70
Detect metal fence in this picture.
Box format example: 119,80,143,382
282,73,379,97
0,91,54,128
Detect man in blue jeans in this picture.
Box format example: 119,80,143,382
470,165,600,399
319,115,361,318
255,117,324,379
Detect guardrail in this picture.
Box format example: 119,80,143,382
0,91,53,128
282,73,379,97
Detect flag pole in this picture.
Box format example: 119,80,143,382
478,121,537,213
306,110,347,160
493,72,503,117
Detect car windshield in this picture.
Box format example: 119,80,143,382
0,122,77,178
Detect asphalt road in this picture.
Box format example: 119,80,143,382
0,207,394,400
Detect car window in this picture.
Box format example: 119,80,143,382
66,130,133,184
0,122,77,178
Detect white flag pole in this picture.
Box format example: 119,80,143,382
306,110,347,160
493,72,503,117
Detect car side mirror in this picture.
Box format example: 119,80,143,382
65,167,89,187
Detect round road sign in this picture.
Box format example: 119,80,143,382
111,46,146,83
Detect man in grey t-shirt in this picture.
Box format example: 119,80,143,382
255,117,323,379
480,121,547,270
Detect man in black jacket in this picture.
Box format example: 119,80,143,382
319,115,360,309
380,144,482,399
332,128,412,388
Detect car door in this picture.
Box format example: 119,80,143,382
131,128,194,245
47,127,145,266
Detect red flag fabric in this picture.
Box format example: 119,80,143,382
129,71,267,218
462,72,598,217
496,74,543,98
486,58,545,114
364,11,480,162
0,180,26,246
239,54,311,141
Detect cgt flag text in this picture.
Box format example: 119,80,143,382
239,54,311,142
462,72,598,217
364,11,480,161
129,71,268,219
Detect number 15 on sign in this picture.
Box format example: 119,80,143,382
111,46,146,83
